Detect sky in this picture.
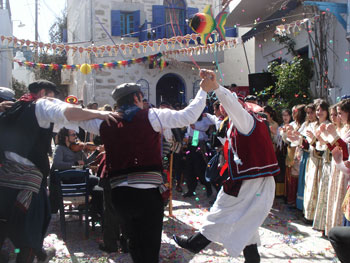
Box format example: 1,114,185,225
10,0,66,43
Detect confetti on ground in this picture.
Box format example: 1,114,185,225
3,185,339,262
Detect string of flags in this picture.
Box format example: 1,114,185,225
274,15,319,36
14,53,169,74
0,33,222,56
13,38,238,74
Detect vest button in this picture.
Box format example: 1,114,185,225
134,158,138,164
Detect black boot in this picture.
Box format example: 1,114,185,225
243,244,260,263
173,233,211,254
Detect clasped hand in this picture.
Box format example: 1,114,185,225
199,69,219,92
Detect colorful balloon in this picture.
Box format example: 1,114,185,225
80,63,92,75
189,5,227,45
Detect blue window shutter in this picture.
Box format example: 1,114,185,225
152,5,165,39
121,13,125,36
133,10,140,37
186,7,198,34
225,27,237,37
139,21,147,42
111,10,121,36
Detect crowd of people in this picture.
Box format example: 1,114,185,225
0,69,349,263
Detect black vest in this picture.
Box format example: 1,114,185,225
0,101,53,180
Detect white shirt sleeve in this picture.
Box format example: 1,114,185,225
206,113,218,125
35,98,78,129
214,86,254,134
149,89,207,132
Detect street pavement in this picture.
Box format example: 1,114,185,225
3,184,339,262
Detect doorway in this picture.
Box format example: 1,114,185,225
156,73,186,106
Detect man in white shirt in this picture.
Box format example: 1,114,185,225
79,81,210,263
183,114,213,197
174,70,278,263
0,80,115,263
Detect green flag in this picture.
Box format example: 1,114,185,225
191,130,199,147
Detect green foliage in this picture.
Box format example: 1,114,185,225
49,8,67,44
276,35,297,56
258,56,313,112
11,77,28,99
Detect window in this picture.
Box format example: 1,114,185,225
164,0,186,38
120,12,134,36
111,10,140,37
152,1,198,40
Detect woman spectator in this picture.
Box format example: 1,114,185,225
264,105,282,196
282,105,306,206
319,99,350,229
325,104,344,234
302,103,319,224
328,146,350,263
309,100,331,233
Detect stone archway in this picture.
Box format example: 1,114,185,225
156,73,186,106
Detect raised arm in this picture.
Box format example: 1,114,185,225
149,89,207,132
199,69,254,134
36,98,117,135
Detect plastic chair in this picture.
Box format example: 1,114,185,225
56,169,90,241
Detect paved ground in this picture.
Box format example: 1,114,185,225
4,184,339,262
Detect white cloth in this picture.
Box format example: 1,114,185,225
5,98,74,166
200,176,275,257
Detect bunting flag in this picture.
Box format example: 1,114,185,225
14,53,168,73
13,38,238,74
274,16,319,36
1,33,238,57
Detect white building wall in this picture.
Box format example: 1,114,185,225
0,9,12,88
221,27,255,86
252,4,350,103
67,0,231,106
327,16,350,102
